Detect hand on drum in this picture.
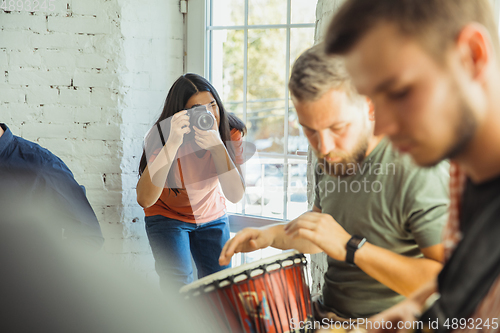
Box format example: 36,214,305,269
366,298,423,333
284,212,352,262
218,228,274,266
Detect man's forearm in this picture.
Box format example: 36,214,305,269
354,242,442,297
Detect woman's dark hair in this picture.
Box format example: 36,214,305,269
139,73,240,195
227,112,247,137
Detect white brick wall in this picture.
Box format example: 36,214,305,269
314,0,346,43
1,0,184,285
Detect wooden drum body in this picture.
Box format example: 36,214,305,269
180,250,313,333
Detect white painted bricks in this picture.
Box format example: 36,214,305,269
48,16,112,34
314,0,346,43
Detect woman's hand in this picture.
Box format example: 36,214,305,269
367,297,424,333
167,110,191,147
193,114,223,151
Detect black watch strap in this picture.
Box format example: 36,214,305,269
346,235,367,265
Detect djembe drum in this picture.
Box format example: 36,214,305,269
180,250,313,333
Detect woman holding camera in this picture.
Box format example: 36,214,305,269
137,73,246,291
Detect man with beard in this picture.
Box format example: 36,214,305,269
324,0,500,331
218,44,449,320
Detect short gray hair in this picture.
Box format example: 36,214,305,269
288,43,359,102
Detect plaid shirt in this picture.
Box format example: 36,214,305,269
444,162,500,333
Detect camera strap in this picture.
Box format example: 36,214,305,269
156,123,166,146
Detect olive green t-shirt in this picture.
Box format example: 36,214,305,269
314,138,449,318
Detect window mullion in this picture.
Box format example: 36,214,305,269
283,0,292,220
241,0,249,215
207,0,214,79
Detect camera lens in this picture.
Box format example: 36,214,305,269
194,112,214,131
197,114,214,130
187,105,215,131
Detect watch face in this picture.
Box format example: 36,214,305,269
348,236,366,249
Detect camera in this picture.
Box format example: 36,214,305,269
186,105,214,131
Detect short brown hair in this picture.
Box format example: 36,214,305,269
288,43,360,102
325,0,499,61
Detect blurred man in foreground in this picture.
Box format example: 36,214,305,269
325,0,500,331
0,212,206,332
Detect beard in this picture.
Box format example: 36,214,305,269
315,131,370,177
442,97,478,162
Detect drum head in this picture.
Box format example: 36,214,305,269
180,250,303,294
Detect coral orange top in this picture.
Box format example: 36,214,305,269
144,129,244,223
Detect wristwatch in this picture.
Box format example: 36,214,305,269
346,235,367,265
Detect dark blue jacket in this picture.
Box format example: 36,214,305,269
0,123,104,249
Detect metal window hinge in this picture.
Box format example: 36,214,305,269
180,0,187,14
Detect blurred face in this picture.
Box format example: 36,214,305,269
344,23,478,167
185,91,220,126
293,88,372,176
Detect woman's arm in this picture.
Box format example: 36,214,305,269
193,126,245,203
210,144,245,203
137,112,190,208
136,139,182,208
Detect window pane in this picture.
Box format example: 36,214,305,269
288,106,309,154
211,0,245,26
288,28,314,155
211,30,244,103
247,29,286,99
291,0,318,24
290,27,315,71
248,0,287,25
226,200,243,215
224,102,244,117
247,28,286,154
247,99,285,154
287,160,308,220
244,161,284,219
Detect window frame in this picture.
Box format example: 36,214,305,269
186,0,208,76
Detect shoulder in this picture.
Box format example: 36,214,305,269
11,135,74,177
230,128,242,141
401,156,450,187
380,141,449,182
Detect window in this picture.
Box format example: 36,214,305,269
205,0,317,222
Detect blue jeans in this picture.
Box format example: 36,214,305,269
145,214,231,291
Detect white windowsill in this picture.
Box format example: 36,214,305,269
227,213,287,233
